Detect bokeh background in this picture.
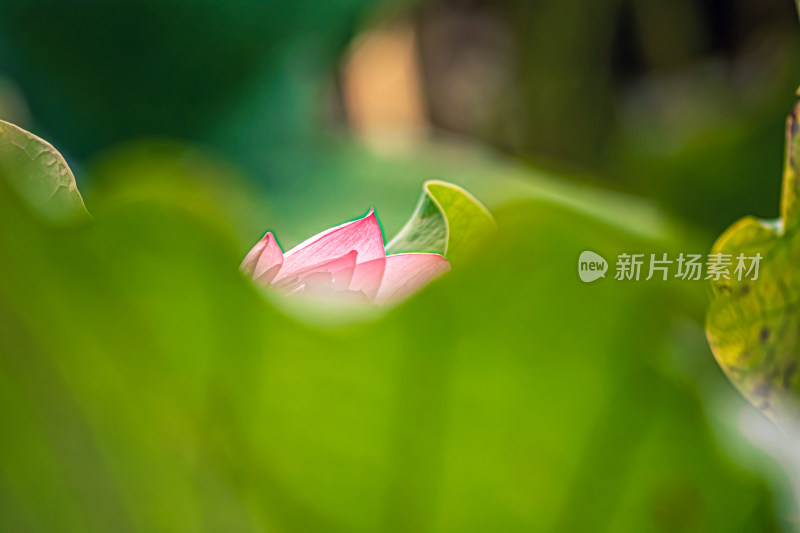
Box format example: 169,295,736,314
1,0,800,531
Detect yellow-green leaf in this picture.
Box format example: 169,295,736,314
0,119,88,221
707,99,800,433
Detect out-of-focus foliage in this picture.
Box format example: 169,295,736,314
0,0,797,234
0,123,789,532
413,0,800,232
0,0,797,530
0,0,378,160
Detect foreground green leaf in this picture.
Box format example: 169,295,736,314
0,119,88,221
0,146,781,532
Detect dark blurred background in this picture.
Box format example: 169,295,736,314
0,0,798,236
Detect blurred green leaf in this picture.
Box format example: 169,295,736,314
0,143,784,532
386,180,494,259
0,119,88,221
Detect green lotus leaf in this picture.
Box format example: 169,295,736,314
0,119,88,221
707,98,800,433
386,180,494,260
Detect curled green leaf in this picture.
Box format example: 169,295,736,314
0,119,88,221
386,180,494,259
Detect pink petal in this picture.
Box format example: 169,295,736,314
241,238,267,275
274,250,358,293
349,257,386,302
277,209,385,281
374,253,451,304
241,232,284,284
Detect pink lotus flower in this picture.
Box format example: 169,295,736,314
241,209,451,304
